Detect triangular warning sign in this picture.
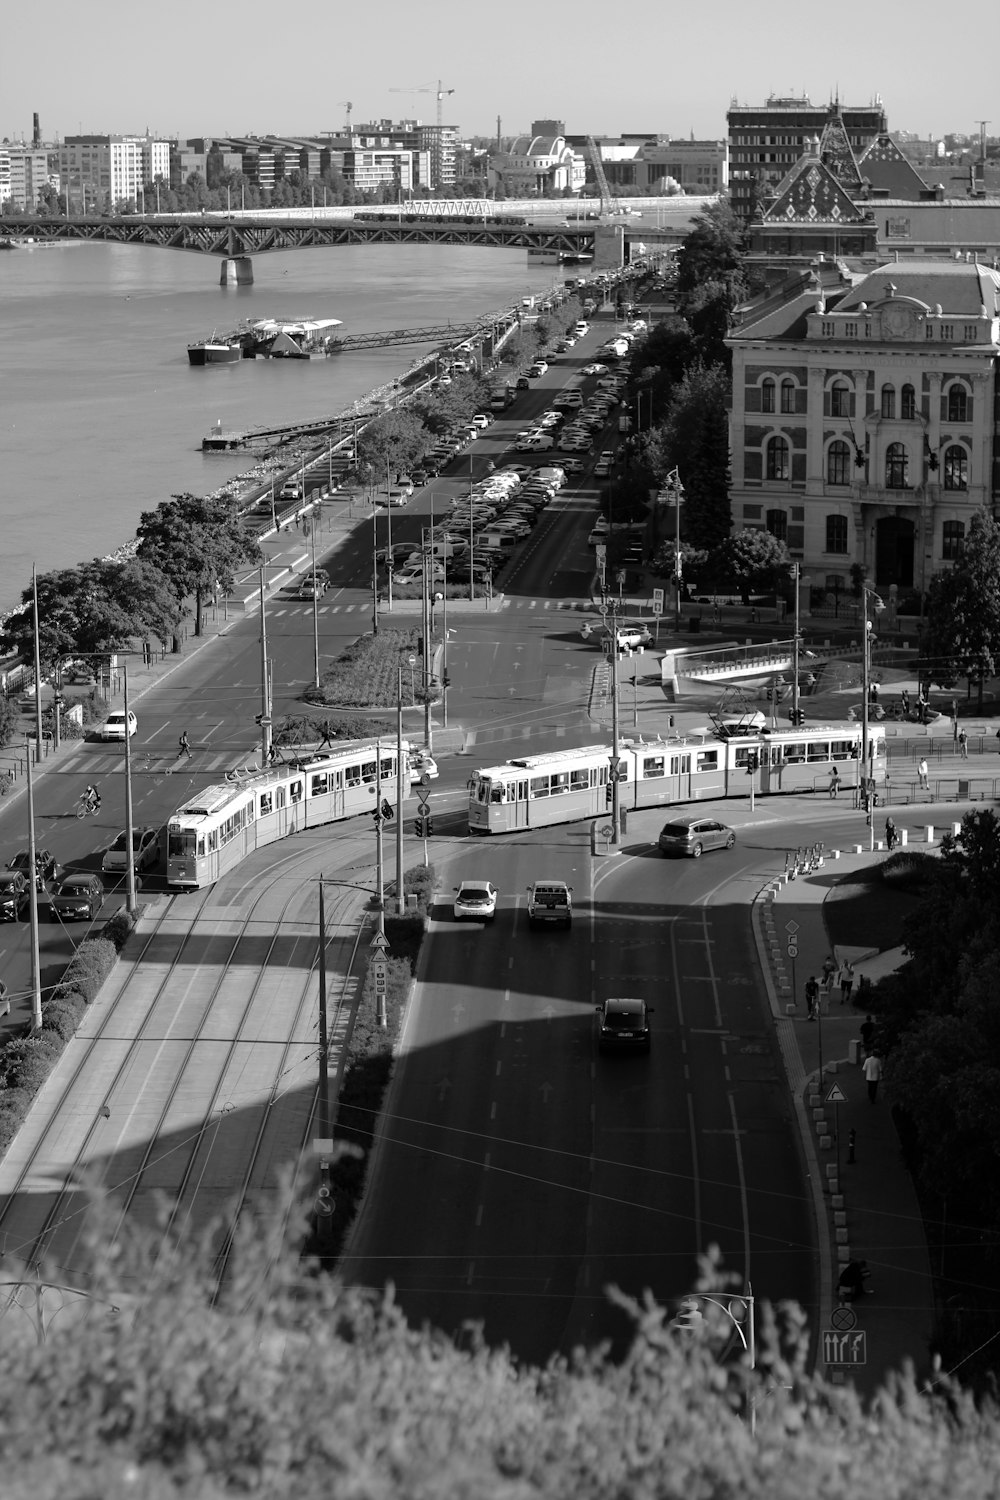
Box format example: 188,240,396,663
825,1083,848,1104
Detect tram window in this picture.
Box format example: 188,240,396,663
490,783,504,804
642,755,666,778
570,767,590,790
246,799,255,822
345,764,362,786
197,837,206,858
260,791,273,815
334,771,344,789
168,827,196,859
552,773,570,794
380,756,393,780
696,750,719,773
311,773,329,796
361,761,376,783
783,742,806,764
807,742,829,762
516,780,527,801
529,774,550,798
734,748,749,767
670,754,691,775
290,780,303,803
207,830,219,853
276,786,286,809
830,740,853,761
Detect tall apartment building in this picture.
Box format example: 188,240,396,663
58,134,169,210
0,144,50,209
727,94,886,220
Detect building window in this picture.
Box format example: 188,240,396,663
901,384,916,420
885,442,909,489
826,515,848,554
765,436,789,481
880,384,895,419
942,520,965,560
780,379,795,414
826,440,851,486
925,322,935,339
761,378,775,413
943,446,968,491
947,385,969,422
742,504,762,519
830,381,850,417
766,509,787,541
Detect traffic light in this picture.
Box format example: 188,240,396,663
380,799,394,820
606,783,614,805
789,707,805,727
745,750,759,775
425,816,434,836
414,817,425,836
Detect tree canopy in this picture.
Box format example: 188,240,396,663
711,528,791,601
674,202,747,318
355,410,431,481
136,494,260,637
921,508,1000,702
0,557,183,670
641,363,732,551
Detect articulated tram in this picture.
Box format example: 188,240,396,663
167,740,414,889
467,723,886,835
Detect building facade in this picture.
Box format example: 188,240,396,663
58,135,169,210
490,135,585,195
726,260,1000,596
728,94,886,221
0,144,51,209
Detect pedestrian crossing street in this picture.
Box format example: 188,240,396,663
76,748,282,777
267,597,591,618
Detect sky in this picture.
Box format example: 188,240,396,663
3,0,993,147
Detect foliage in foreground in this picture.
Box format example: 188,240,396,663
2,1210,1000,1500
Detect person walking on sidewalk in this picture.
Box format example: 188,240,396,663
828,766,841,799
805,975,819,1020
958,727,968,759
178,730,192,759
918,757,929,791
885,816,898,851
839,961,855,1005
318,718,335,749
859,1014,875,1055
863,1050,883,1102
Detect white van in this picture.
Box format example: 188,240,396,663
574,321,589,337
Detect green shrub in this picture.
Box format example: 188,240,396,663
881,849,939,889
0,1033,62,1092
62,937,116,1002
41,995,87,1041
0,1088,34,1154
101,907,136,953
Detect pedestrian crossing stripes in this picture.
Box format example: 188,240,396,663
271,598,591,617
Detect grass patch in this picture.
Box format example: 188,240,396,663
304,628,441,709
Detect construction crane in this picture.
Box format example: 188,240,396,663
585,135,614,216
338,100,353,136
388,79,455,189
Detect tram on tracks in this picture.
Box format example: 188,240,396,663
467,722,885,834
167,739,414,888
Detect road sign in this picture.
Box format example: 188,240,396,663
787,943,798,958
830,1304,857,1332
785,920,799,935
822,1329,867,1365
595,543,607,569
826,1083,848,1105
371,957,388,998
408,654,416,666
369,930,390,953
652,588,664,616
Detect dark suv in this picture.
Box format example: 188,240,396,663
526,881,573,929
596,997,652,1054
657,816,736,859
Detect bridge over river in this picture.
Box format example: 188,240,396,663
0,211,679,283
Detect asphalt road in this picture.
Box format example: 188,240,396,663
345,809,827,1366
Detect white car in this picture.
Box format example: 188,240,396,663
412,751,439,781
94,710,138,741
102,825,162,874
582,362,608,376
453,880,498,922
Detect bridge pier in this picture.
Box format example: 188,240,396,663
220,255,253,287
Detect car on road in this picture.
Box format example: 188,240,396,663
657,816,736,859
470,413,493,429
412,751,438,781
526,880,573,929
102,826,162,875
50,872,105,921
558,458,586,475
453,880,498,922
0,870,30,920
596,996,652,1054
8,849,61,890
94,710,137,741
594,452,615,477
582,362,608,376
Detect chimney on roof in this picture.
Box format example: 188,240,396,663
32,112,40,147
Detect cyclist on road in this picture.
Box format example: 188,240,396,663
84,784,101,814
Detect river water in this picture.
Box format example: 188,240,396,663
0,240,541,614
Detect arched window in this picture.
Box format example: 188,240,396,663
901,384,916,420
780,378,796,414
761,378,775,413
826,515,848,554
830,381,851,417
880,384,895,419
942,520,965,560
766,509,787,541
947,384,969,422
826,440,851,486
765,436,789,481
943,445,968,491
885,442,909,489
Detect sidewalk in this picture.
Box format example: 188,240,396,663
751,844,937,1396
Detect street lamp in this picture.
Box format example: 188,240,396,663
682,1287,757,1436
860,584,885,847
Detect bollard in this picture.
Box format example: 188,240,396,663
900,828,908,846
924,825,935,843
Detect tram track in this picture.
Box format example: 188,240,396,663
0,839,371,1301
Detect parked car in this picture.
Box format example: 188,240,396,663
0,870,30,920
93,710,137,741
50,872,105,921
7,849,61,890
596,996,652,1054
594,452,615,477
657,816,736,859
102,826,162,875
453,881,498,922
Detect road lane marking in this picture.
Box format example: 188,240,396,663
490,1101,497,1119
475,1204,484,1227
495,1061,502,1077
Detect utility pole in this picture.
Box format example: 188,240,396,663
123,662,138,917
315,879,334,1245
258,564,272,764
32,566,43,765
25,753,42,1031
310,517,321,692
791,561,801,728
396,671,405,915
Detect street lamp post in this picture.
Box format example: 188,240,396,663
686,1288,757,1437
310,517,321,692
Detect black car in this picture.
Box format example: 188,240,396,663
0,870,30,921
596,996,652,1054
8,848,61,890
50,873,105,922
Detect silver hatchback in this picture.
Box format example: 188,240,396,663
657,816,736,859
